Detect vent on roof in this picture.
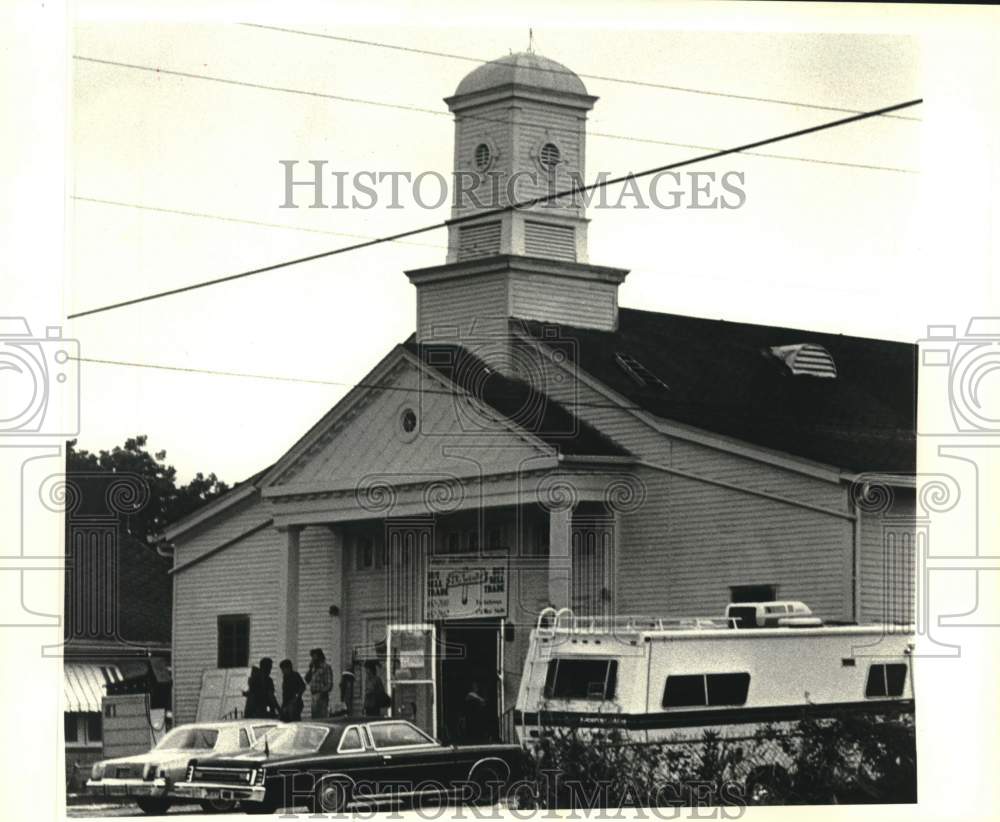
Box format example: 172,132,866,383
524,220,576,261
457,220,502,261
769,344,838,378
614,352,669,390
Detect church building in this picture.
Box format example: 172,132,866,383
161,52,917,741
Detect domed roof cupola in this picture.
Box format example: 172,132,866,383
406,51,628,351
452,52,590,98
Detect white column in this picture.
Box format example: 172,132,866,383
327,526,346,679
276,526,301,665
548,507,572,609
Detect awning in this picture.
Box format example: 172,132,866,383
64,663,122,713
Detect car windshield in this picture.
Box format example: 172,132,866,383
250,724,329,755
155,727,220,751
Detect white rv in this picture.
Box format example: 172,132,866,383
514,605,914,744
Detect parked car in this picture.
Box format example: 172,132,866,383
176,718,523,813
86,718,281,814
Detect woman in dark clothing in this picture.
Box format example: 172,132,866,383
363,660,389,717
244,657,280,719
279,659,306,721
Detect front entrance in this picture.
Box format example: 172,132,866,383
438,620,501,743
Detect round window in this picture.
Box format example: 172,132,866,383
474,143,492,171
539,142,561,171
400,408,418,434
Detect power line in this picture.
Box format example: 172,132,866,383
240,23,922,123
67,97,922,321
73,55,917,174
70,195,448,249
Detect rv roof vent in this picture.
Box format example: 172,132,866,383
725,600,821,629
614,352,669,390
769,343,837,378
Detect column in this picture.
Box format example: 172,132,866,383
327,526,345,681
548,507,572,609
276,526,301,665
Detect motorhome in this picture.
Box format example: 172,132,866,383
514,605,914,744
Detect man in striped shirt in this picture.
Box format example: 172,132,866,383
304,648,334,718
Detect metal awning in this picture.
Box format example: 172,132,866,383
64,663,122,713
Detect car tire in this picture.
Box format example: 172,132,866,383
469,763,507,806
314,776,352,813
199,798,237,813
135,797,171,815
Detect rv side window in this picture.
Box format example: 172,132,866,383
543,659,618,700
662,673,750,707
865,663,907,698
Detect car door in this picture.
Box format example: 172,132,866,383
365,721,459,798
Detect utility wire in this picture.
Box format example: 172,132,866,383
240,23,922,122
73,55,917,174
71,195,448,249
67,97,922,321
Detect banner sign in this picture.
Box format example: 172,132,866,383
425,559,508,620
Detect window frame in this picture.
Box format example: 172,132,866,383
864,663,908,698
366,720,437,751
543,658,619,702
337,725,367,754
661,673,751,709
217,614,251,669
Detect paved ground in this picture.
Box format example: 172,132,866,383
66,803,205,817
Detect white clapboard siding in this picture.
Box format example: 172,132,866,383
295,526,339,673
173,521,280,724
417,273,509,340
171,494,269,570
508,271,617,330
858,492,916,624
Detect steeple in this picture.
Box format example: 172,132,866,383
406,52,629,347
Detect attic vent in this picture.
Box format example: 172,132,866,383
769,344,838,378
614,352,669,390
524,220,576,261
457,221,501,261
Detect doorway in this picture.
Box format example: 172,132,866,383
438,620,500,743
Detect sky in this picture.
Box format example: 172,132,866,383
64,9,990,484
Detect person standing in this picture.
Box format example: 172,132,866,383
304,648,334,719
363,660,389,718
278,659,306,721
244,657,280,719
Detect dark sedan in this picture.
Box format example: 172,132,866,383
174,718,523,813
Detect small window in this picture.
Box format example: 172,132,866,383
368,721,433,749
730,584,777,603
217,615,250,668
865,663,908,698
356,536,375,571
662,673,750,708
539,142,561,171
86,713,103,742
474,143,492,171
338,727,365,753
64,713,78,743
543,659,618,701
400,408,418,434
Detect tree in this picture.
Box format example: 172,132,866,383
66,435,230,543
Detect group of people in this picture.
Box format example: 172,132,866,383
243,649,391,721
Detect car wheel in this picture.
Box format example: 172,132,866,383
469,763,506,806
199,798,237,813
314,776,352,813
135,797,171,815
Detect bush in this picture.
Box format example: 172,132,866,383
516,710,915,809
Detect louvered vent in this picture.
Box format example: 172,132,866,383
524,220,576,261
457,221,502,261
769,344,838,378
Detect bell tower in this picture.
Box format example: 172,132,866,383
444,51,595,264
406,52,629,346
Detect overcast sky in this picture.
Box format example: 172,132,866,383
66,10,988,483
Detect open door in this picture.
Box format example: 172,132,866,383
386,624,437,737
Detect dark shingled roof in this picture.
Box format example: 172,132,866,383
517,309,917,474
404,339,632,459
